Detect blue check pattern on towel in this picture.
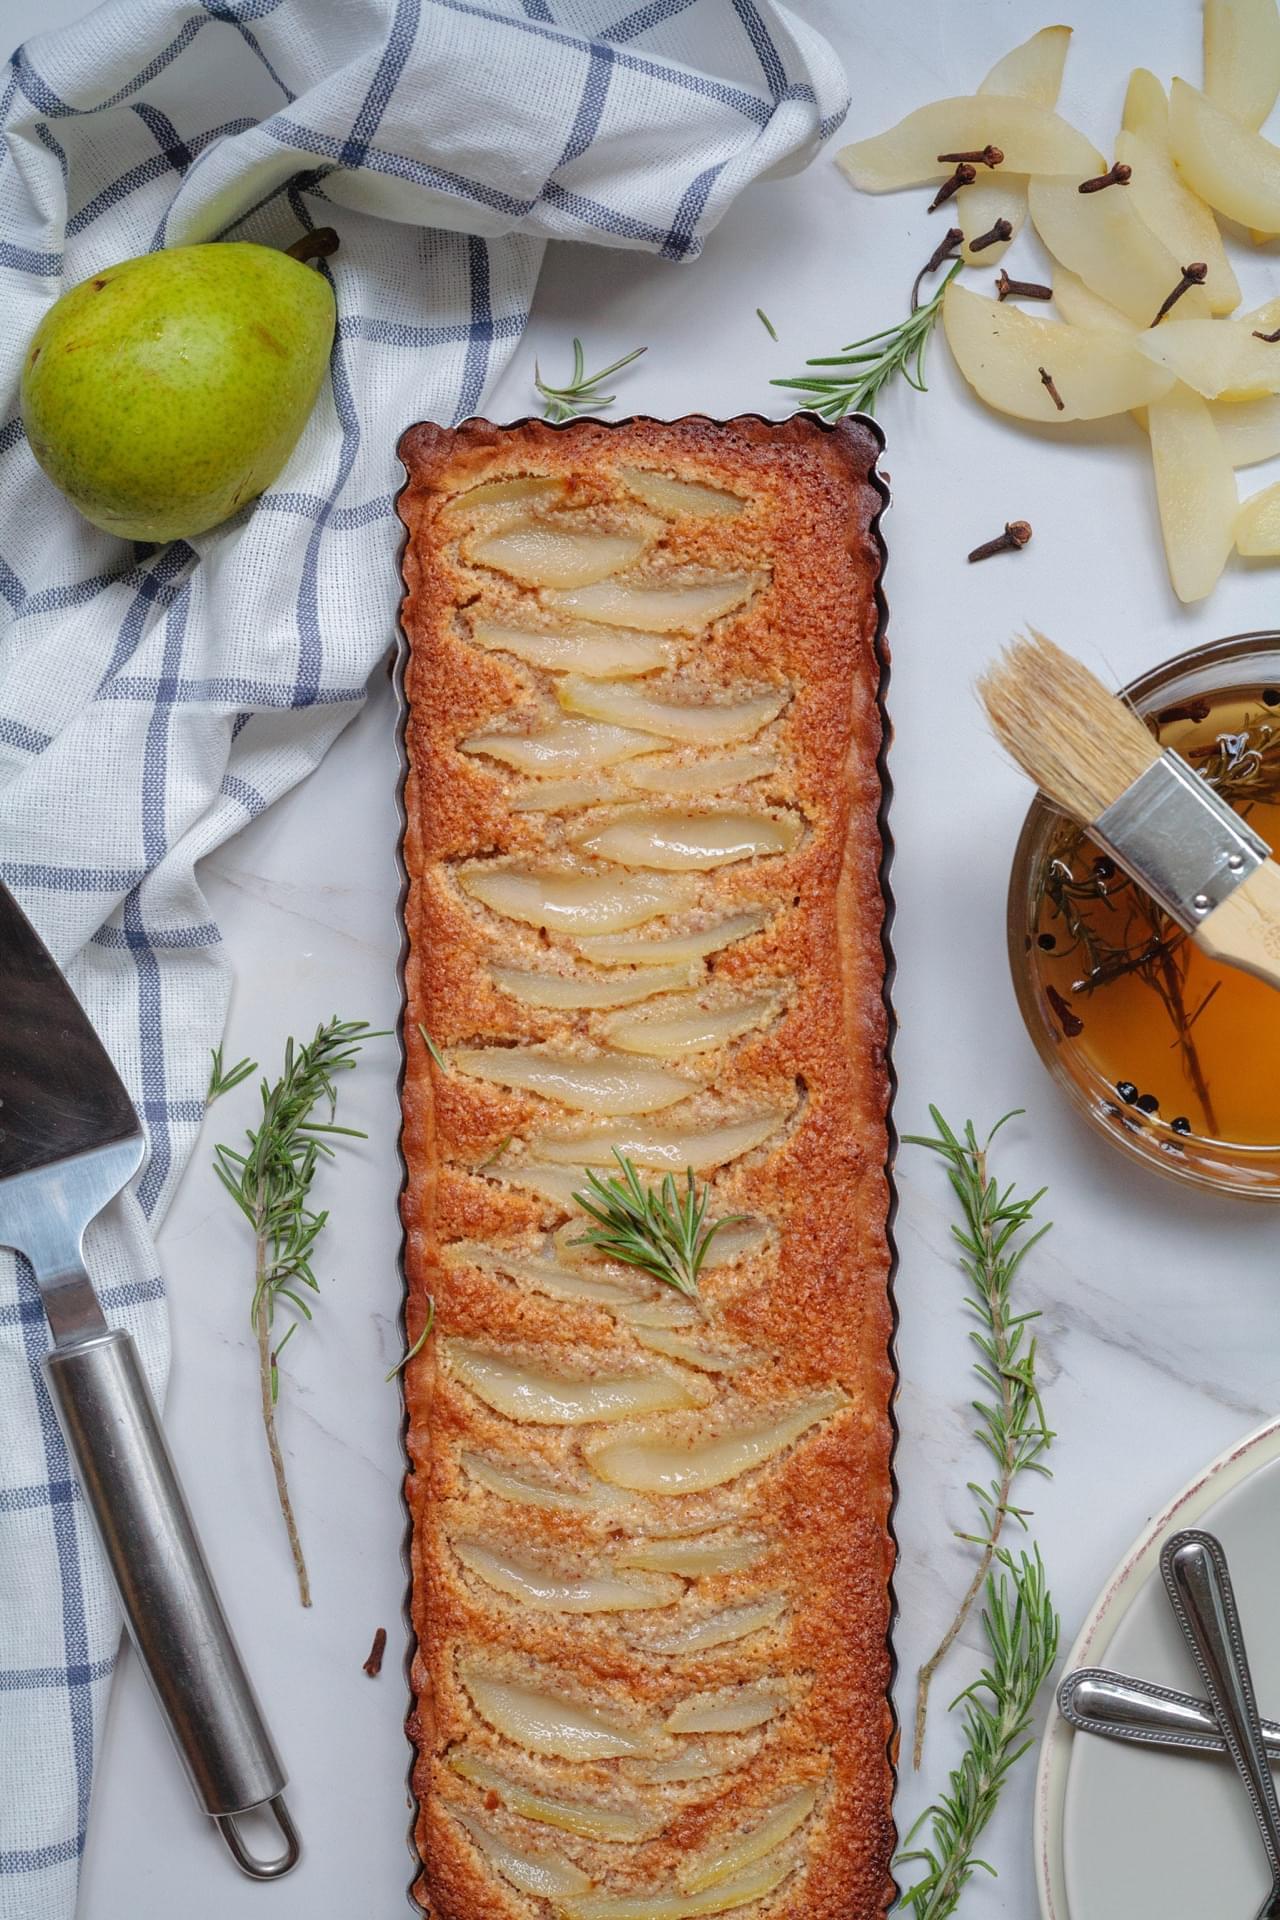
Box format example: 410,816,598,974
0,1,846,1912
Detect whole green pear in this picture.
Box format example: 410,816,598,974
20,241,336,543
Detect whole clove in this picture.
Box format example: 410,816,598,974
968,519,1033,563
910,226,964,310
928,162,977,212
996,269,1052,302
969,217,1014,253
1038,365,1066,411
1151,261,1208,326
1078,162,1132,193
937,144,1004,168
1254,326,1280,343
363,1626,388,1677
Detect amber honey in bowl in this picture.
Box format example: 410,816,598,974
1009,634,1280,1196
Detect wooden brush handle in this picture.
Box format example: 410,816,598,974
1195,859,1280,991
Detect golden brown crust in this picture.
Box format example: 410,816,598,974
396,415,895,1919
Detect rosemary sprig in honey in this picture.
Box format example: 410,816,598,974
1042,845,1219,1133
903,1109,1053,1768
571,1151,742,1298
771,256,961,420
534,337,647,423
213,1016,383,1606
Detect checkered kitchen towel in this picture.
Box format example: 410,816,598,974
0,0,847,1912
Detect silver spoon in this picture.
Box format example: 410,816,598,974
1163,1530,1280,1920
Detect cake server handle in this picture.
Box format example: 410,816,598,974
45,1325,300,1879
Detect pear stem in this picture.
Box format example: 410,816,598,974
285,228,339,266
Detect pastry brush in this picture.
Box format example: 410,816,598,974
979,629,1280,992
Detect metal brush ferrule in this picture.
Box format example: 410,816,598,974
1093,751,1269,929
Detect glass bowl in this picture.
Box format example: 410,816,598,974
1007,629,1280,1199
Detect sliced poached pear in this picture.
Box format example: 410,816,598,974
616,1535,765,1576
643,1595,786,1655
585,1392,846,1493
600,993,776,1055
569,808,800,871
459,1449,629,1514
467,523,646,588
459,716,660,775
441,475,566,520
530,1108,786,1172
450,1809,591,1899
459,1661,659,1760
480,1162,587,1211
508,777,616,813
452,1536,682,1612
571,909,769,968
617,467,745,517
444,1338,710,1423
490,961,699,1010
558,675,785,745
443,1241,642,1305
459,864,696,935
631,1328,754,1373
544,575,760,633
664,1683,785,1735
448,1749,654,1843
559,1852,798,1920
470,618,671,678
625,748,778,795
681,1786,819,1893
449,1046,697,1115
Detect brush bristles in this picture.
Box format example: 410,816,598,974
978,629,1160,825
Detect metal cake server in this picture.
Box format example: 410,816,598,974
0,880,299,1879
1164,1530,1280,1920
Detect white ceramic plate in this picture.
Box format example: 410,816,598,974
1037,1415,1280,1920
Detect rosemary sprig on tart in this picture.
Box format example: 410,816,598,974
571,1151,743,1299
213,1016,383,1606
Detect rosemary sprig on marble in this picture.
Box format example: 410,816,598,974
904,1108,1054,1766
897,1548,1060,1917
771,256,961,420
213,1017,382,1607
535,336,647,423
571,1152,742,1299
207,1043,257,1103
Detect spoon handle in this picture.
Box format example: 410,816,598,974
1058,1666,1280,1761
1162,1529,1280,1883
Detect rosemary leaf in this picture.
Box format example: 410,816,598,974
771,257,961,420
897,1547,1059,1918
418,1022,447,1071
756,306,779,341
570,1151,742,1299
386,1294,436,1382
208,1043,257,1103
212,1016,384,1606
903,1107,1054,1766
535,336,647,423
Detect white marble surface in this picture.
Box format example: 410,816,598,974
14,0,1280,1912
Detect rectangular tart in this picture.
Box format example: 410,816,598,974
395,414,896,1920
